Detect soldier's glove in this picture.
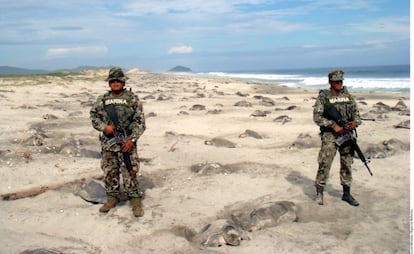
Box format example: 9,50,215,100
121,139,134,152
345,121,358,131
332,124,343,135
103,125,116,136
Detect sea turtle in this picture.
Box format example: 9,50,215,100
371,102,392,114
235,91,249,97
189,104,206,111
192,219,248,247
190,162,225,175
20,248,62,254
238,129,263,139
22,128,48,146
77,179,107,204
250,110,268,117
392,99,408,111
290,133,318,149
230,201,298,232
273,115,292,124
204,138,236,148
260,97,275,106
364,144,387,159
394,120,410,129
234,100,252,107
364,138,410,159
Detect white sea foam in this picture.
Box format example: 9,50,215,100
205,71,410,93
207,72,301,80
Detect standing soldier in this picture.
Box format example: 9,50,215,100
90,67,146,217
313,70,361,206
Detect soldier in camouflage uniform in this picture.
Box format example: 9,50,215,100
90,67,146,217
313,70,361,206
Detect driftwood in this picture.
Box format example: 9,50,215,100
1,175,103,201
139,157,154,163
168,141,179,152
1,157,153,201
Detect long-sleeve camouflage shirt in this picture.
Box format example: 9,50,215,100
90,89,146,151
313,86,361,132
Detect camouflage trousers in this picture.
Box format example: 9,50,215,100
101,148,141,198
315,132,354,187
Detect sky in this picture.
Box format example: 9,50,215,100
0,0,410,72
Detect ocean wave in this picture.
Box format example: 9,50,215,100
207,72,301,80
204,71,410,93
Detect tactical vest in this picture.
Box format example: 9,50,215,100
101,89,137,130
319,86,355,130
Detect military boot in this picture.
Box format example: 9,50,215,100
315,185,324,205
99,195,117,213
130,197,144,217
342,185,359,206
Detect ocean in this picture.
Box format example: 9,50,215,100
202,65,410,93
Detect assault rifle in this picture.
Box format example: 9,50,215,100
104,104,133,171
323,106,373,176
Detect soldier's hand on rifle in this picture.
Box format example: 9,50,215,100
103,125,116,136
345,121,358,131
332,124,343,135
121,139,134,152
130,168,138,176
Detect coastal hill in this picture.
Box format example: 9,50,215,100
0,65,193,75
167,65,192,72
0,65,114,75
0,66,48,75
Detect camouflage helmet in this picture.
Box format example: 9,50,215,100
106,67,128,82
328,70,344,82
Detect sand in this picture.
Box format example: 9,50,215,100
0,70,410,253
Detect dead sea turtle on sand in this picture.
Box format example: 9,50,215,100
290,133,319,149
273,115,292,124
391,99,408,111
364,138,410,159
77,179,107,204
189,104,206,111
250,110,268,117
204,137,236,148
190,162,225,175
19,128,48,146
188,200,297,248
260,97,275,106
239,129,263,139
20,248,62,254
234,100,252,107
231,201,298,232
394,120,410,129
192,219,248,247
77,177,151,204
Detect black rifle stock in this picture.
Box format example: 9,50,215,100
104,104,133,171
323,106,373,176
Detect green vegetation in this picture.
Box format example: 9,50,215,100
0,72,103,87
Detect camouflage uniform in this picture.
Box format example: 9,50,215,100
313,71,361,189
90,70,146,199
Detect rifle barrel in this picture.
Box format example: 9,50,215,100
352,139,373,176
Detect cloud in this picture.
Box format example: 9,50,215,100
168,45,193,54
46,46,108,58
50,26,84,31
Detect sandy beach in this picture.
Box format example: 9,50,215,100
0,69,410,253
